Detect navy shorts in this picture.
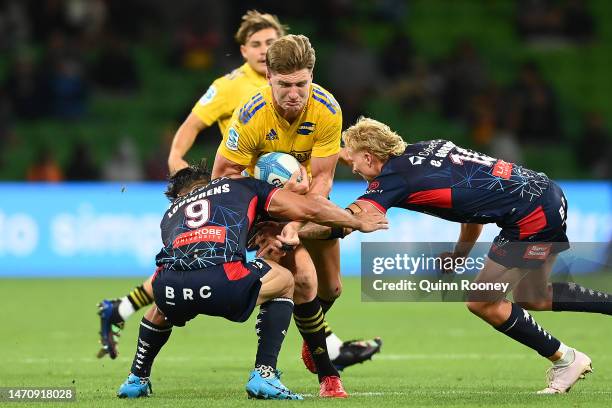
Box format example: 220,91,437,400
151,259,271,327
488,181,570,269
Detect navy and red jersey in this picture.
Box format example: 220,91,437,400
155,177,278,270
358,140,552,229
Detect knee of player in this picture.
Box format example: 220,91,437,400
319,281,342,300
334,280,343,297
280,268,295,298
465,300,487,316
146,304,170,327
294,267,316,287
293,276,317,300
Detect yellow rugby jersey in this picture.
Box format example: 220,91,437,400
191,63,267,136
218,83,342,176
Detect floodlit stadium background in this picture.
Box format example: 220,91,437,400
1,2,612,407
0,0,610,276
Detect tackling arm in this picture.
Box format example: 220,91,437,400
289,199,386,240
267,190,386,232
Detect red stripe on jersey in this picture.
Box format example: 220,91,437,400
517,205,547,240
406,188,452,208
264,188,280,212
151,265,164,283
356,198,387,214
247,196,258,229
223,261,250,281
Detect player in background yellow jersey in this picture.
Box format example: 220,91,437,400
212,34,381,398
167,10,288,174
96,10,287,358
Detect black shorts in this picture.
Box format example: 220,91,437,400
151,259,271,327
488,181,570,269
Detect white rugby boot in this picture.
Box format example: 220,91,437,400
537,349,592,394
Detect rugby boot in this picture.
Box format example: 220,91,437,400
319,375,348,398
537,349,592,394
117,374,152,398
301,337,382,373
246,369,303,400
97,299,124,359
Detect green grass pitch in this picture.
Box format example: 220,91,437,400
1,277,611,407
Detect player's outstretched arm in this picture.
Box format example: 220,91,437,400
290,199,386,240
267,190,388,233
168,112,208,175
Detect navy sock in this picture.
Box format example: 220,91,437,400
255,298,294,368
552,282,612,315
294,299,339,381
130,317,172,378
495,303,560,358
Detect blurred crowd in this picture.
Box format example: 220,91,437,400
0,0,610,181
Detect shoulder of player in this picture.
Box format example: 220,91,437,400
235,90,268,126
310,83,341,115
222,65,249,81
209,65,252,92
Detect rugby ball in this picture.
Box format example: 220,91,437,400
254,152,300,187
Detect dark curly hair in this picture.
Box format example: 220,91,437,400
164,159,212,201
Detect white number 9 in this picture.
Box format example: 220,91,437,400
185,199,210,228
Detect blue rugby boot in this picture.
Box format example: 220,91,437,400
97,299,123,359
246,367,303,400
117,374,152,398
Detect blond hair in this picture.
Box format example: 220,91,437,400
266,34,315,74
342,117,407,161
234,10,288,45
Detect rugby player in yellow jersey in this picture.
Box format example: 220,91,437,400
96,10,287,356
211,34,380,397
168,10,287,174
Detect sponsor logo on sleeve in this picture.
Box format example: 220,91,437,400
198,85,217,106
366,180,383,194
492,160,513,180
226,127,239,151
